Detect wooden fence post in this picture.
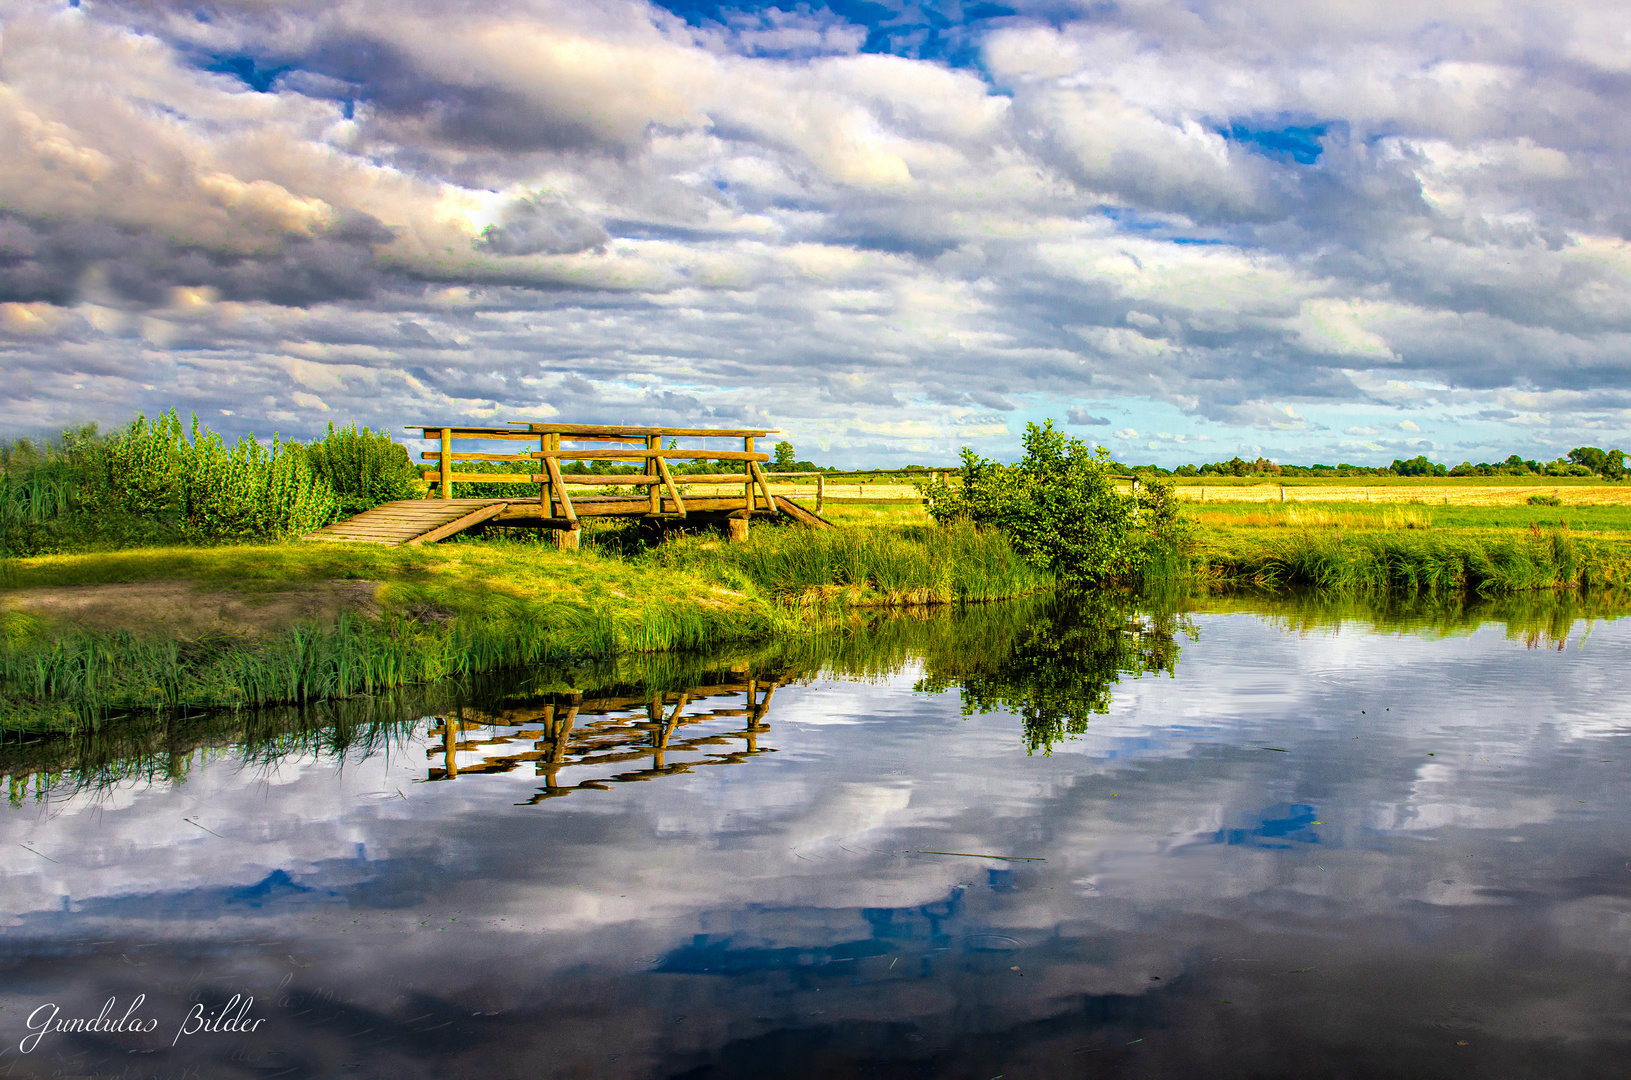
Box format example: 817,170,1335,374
439,428,452,500
817,473,824,513
646,434,660,515
743,435,755,513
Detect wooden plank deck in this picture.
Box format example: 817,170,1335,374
303,498,510,546
304,493,834,546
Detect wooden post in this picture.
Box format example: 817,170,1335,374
727,517,749,542
817,473,824,513
552,527,580,550
439,428,452,500
442,719,458,777
743,436,755,513
544,437,557,512
646,434,660,515
1281,485,1286,503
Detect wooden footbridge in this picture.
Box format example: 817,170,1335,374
305,421,833,546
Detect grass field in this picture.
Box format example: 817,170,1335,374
1187,502,1631,533
1169,477,1631,506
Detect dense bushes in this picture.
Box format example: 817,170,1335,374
305,421,420,512
2,412,418,554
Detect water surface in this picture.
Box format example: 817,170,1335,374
3,597,1630,1078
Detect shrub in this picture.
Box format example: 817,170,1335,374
105,411,189,516
1526,493,1562,507
182,421,337,539
921,421,1137,582
305,422,421,513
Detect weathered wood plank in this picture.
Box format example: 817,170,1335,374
656,453,686,517
532,449,770,462
420,471,541,484
544,457,577,525
517,423,776,438
405,501,511,546
772,496,836,529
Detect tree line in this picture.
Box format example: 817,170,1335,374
1121,447,1627,480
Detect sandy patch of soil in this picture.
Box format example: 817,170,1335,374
2,580,382,639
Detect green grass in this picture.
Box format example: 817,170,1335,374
1189,501,1631,532
1180,525,1631,595
0,521,1051,734
655,520,1053,606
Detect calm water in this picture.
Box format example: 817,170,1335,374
3,598,1631,1078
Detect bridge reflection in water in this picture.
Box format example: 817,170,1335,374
425,673,782,802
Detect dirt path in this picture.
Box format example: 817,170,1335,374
2,580,382,639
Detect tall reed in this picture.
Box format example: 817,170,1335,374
657,521,1053,606
1189,526,1631,595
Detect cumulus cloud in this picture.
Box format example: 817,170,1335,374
3,0,1631,463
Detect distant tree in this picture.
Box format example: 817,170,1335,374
1605,449,1627,481
772,440,796,471
1391,455,1444,477
1568,446,1607,473
1174,464,1199,477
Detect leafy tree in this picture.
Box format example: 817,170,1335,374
921,420,1137,582
772,440,797,471
1605,450,1627,481
1568,446,1607,473
1391,455,1445,477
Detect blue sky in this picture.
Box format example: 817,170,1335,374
4,0,1631,466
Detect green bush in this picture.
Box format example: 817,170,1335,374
920,421,1138,582
105,411,188,516
1527,493,1562,506
182,420,336,539
304,422,421,513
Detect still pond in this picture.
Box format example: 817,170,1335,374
2,595,1629,1078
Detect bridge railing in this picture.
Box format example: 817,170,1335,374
409,422,779,523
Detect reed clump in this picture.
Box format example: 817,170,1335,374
1191,526,1631,595
653,521,1054,606
0,597,778,734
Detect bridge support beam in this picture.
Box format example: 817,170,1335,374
552,527,581,550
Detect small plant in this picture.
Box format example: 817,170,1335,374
1527,493,1562,507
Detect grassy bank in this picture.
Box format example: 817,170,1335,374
0,521,1052,734
1179,519,1631,595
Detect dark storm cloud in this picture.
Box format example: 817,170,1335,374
0,211,392,308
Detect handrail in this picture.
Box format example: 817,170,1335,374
416,423,777,522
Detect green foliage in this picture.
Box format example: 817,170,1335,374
305,422,421,512
772,440,797,471
105,410,188,515
180,420,337,539
1196,526,1631,595
1526,493,1562,506
1391,455,1447,477
921,421,1137,582
655,519,1052,605
1,411,338,553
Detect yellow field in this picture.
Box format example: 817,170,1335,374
1167,482,1631,506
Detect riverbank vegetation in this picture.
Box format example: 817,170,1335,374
8,410,1631,737
0,412,418,556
